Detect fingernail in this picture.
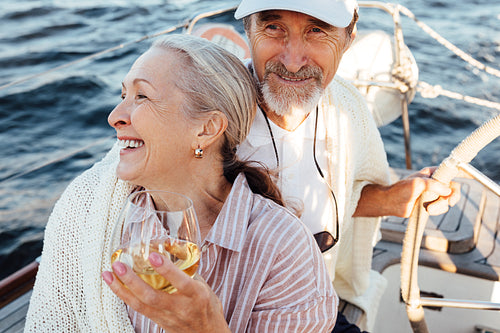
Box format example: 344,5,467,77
102,271,114,284
113,261,127,276
149,252,163,267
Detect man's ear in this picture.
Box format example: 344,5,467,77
344,26,357,52
194,111,228,149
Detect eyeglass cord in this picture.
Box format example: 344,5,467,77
312,107,340,246
259,105,340,249
260,106,280,169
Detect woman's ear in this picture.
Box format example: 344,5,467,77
194,111,228,149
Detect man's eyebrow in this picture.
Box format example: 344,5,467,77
255,11,282,24
308,18,335,31
255,11,335,31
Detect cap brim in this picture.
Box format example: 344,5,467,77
234,0,356,28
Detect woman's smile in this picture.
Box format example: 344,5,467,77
117,137,145,155
118,138,145,149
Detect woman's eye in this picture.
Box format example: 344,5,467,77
120,93,126,100
137,94,148,100
311,27,323,33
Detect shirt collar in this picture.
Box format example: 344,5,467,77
245,103,327,149
203,173,253,252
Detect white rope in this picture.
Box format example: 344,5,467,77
397,5,500,79
417,81,500,111
394,5,500,112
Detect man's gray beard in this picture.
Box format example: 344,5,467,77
261,81,323,117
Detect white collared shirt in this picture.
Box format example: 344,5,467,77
238,106,336,236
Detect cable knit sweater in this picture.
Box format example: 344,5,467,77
25,144,136,332
321,76,390,330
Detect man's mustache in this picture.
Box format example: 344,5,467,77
264,62,323,82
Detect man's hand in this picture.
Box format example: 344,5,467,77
102,252,230,333
354,167,461,218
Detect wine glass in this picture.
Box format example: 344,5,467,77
110,190,201,294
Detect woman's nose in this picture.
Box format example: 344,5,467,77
108,102,131,129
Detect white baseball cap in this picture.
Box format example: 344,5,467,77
234,0,358,28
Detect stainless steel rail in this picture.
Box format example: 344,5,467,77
185,6,238,34
419,297,500,311
459,163,500,197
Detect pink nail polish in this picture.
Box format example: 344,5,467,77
113,262,127,276
149,252,163,267
102,271,114,284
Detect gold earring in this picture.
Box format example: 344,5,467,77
194,146,203,158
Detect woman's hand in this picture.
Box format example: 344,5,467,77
354,167,461,218
102,252,230,333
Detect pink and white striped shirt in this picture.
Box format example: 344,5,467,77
130,173,337,332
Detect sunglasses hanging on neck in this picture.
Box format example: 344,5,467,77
259,105,339,253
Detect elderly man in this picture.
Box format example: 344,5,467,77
235,0,459,331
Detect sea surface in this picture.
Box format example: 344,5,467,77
0,0,499,280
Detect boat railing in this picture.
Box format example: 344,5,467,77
0,258,39,309
418,297,500,312
184,6,238,35
459,163,500,198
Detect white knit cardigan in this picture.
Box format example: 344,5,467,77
25,144,136,332
319,76,391,330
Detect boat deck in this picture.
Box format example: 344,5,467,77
1,171,498,332
375,170,500,281
0,291,31,333
0,260,37,333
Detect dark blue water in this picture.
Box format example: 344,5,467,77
1,0,499,280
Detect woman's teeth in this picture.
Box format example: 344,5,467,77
119,139,144,148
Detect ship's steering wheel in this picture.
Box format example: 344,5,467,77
400,113,500,332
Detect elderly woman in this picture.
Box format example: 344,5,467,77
25,34,337,332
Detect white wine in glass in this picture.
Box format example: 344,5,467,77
111,190,201,293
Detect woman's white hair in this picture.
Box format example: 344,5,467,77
151,34,257,151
